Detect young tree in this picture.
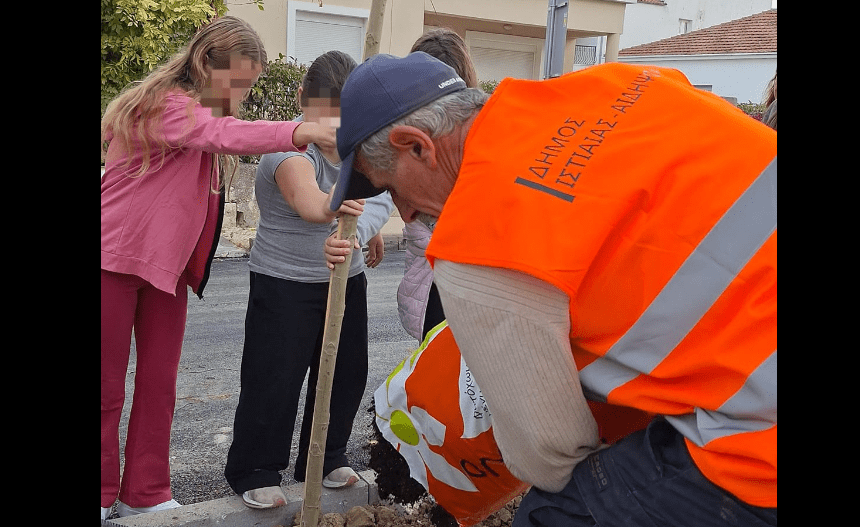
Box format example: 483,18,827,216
300,1,386,525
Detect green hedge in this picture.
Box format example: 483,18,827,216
237,54,307,163
239,54,306,123
479,79,499,94
737,101,767,122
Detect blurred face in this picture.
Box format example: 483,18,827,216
201,53,262,117
302,93,341,128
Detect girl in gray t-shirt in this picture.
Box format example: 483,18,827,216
224,51,395,509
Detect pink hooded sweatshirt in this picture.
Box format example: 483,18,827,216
101,92,305,297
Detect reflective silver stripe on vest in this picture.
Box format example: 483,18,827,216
580,157,777,443
666,350,776,446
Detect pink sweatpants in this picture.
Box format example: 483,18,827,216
101,269,188,508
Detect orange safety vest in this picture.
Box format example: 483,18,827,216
426,63,777,508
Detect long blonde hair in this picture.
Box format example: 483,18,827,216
101,16,267,191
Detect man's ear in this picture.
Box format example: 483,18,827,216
389,125,435,164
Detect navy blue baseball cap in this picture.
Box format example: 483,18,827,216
330,51,467,211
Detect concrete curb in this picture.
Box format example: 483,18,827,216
105,470,380,527
215,236,249,259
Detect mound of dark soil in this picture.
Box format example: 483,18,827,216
367,403,457,527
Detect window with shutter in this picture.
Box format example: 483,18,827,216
470,46,535,82
574,45,597,65
287,3,368,66
465,31,544,82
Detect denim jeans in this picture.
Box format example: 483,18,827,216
513,418,777,527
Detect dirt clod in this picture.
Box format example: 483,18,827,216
346,505,377,527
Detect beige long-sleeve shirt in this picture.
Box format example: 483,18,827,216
433,259,605,492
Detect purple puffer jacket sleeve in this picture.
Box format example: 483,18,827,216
397,220,435,341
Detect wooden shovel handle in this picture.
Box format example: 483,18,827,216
301,214,357,527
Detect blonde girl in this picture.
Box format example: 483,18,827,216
100,16,354,520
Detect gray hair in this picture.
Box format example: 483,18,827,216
358,87,489,175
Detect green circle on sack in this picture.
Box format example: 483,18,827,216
390,410,420,446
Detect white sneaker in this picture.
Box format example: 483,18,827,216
323,467,360,488
116,498,182,517
101,506,112,520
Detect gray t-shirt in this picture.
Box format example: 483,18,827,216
249,137,394,283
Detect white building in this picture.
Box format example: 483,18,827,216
618,0,773,49
617,9,777,104
572,0,775,88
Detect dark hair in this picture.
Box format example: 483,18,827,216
300,50,358,105
410,28,478,88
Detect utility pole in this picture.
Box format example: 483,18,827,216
542,0,569,79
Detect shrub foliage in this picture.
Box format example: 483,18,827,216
100,0,229,116
237,54,308,163
479,79,500,94
239,54,307,124
737,101,767,122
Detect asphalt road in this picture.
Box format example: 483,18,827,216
119,249,417,506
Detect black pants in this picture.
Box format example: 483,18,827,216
421,281,446,341
224,271,369,494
